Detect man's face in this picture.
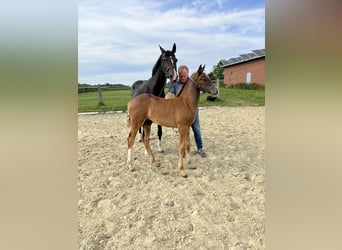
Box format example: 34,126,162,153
178,68,188,83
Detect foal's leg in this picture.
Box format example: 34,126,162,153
184,127,192,167
127,127,139,171
142,123,156,166
157,125,164,153
142,120,152,155
184,128,196,170
177,127,187,177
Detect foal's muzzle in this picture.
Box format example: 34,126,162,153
210,86,219,95
204,85,218,95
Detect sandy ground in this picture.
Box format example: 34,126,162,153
78,106,265,250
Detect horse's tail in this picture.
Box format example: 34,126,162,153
126,113,131,128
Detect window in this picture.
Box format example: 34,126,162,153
229,72,234,81
246,72,252,84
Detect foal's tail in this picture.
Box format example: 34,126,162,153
126,113,131,128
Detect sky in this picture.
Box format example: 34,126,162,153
78,0,265,86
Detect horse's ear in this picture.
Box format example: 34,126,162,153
172,43,176,53
197,64,203,74
159,45,166,54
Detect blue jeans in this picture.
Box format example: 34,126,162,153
191,108,203,151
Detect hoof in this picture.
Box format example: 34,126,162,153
179,172,188,178
152,162,160,168
127,163,135,172
128,167,135,172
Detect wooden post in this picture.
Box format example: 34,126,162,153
216,79,220,97
98,86,105,106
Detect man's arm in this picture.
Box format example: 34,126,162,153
165,82,178,99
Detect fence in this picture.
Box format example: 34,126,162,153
78,85,131,106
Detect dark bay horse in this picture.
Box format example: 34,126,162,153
127,65,218,177
131,43,177,153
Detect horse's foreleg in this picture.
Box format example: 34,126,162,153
157,125,164,153
143,123,156,167
178,127,187,177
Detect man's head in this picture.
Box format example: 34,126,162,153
178,65,189,84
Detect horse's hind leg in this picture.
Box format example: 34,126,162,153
138,127,143,142
140,127,148,156
127,127,139,171
142,120,152,155
142,123,157,167
157,125,164,153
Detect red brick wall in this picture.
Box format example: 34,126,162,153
223,58,265,86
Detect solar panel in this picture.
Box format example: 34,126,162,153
240,54,250,59
223,49,265,67
252,49,265,56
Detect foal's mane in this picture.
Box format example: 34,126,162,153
176,72,199,97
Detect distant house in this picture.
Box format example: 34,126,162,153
222,49,265,87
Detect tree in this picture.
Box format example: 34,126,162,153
208,59,224,80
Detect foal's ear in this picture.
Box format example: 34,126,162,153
197,64,204,74
172,43,176,53
159,45,166,54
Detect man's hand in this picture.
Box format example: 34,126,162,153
165,92,174,99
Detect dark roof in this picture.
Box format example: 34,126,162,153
222,49,265,67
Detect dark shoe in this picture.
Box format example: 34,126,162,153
197,149,207,158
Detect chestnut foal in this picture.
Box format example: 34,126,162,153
126,65,218,177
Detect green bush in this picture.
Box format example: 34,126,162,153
78,86,265,112
229,83,265,90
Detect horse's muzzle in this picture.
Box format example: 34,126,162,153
209,86,219,95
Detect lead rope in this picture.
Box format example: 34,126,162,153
176,78,187,97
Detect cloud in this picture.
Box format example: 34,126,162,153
78,0,265,85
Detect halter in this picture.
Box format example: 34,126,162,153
175,74,212,97
161,54,177,80
189,75,213,93
156,52,177,97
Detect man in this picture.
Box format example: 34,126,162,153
165,65,207,157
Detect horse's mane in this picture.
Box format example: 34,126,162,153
151,54,162,76
151,50,174,75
